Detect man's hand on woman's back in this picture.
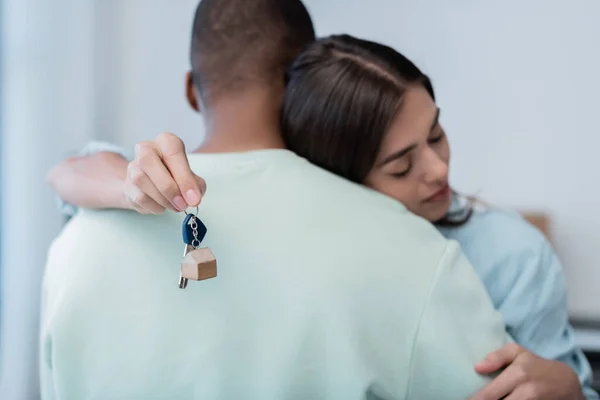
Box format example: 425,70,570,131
470,343,585,400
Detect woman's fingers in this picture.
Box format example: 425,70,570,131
155,132,205,206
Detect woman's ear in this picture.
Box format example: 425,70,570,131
185,71,200,113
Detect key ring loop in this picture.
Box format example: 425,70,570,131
184,206,200,216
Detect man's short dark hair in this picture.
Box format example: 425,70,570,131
190,0,315,101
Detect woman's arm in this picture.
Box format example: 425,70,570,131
48,144,131,214
47,134,206,214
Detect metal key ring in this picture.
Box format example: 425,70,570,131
184,206,199,216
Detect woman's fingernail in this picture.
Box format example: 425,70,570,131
173,196,187,211
185,189,200,206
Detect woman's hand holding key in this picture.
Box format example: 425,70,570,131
125,132,206,214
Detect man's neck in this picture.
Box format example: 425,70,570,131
193,89,286,154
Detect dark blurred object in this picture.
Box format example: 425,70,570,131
572,319,600,392
587,351,600,393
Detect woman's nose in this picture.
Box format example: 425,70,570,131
423,150,449,184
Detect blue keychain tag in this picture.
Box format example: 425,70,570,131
182,213,207,246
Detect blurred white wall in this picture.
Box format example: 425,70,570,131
1,0,599,398
0,0,97,398
94,0,204,149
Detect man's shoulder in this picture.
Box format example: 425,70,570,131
189,149,405,213
62,208,178,238
48,209,180,266
284,157,451,251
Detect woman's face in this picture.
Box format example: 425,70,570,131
364,85,452,222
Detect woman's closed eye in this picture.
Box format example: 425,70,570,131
391,165,412,178
428,135,444,144
428,128,446,144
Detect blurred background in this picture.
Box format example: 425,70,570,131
1,0,599,398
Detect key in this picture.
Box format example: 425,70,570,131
178,244,194,289
179,209,216,287
181,247,217,281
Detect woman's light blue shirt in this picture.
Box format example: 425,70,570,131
438,198,597,399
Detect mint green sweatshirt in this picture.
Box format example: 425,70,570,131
41,150,509,399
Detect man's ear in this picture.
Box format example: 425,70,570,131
185,71,200,113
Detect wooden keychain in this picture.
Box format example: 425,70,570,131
178,207,217,289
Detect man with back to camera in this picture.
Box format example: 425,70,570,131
42,0,554,399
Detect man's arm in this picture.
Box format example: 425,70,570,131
406,240,511,399
47,133,206,214
501,240,596,399
471,343,585,400
469,238,593,400
405,244,585,399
